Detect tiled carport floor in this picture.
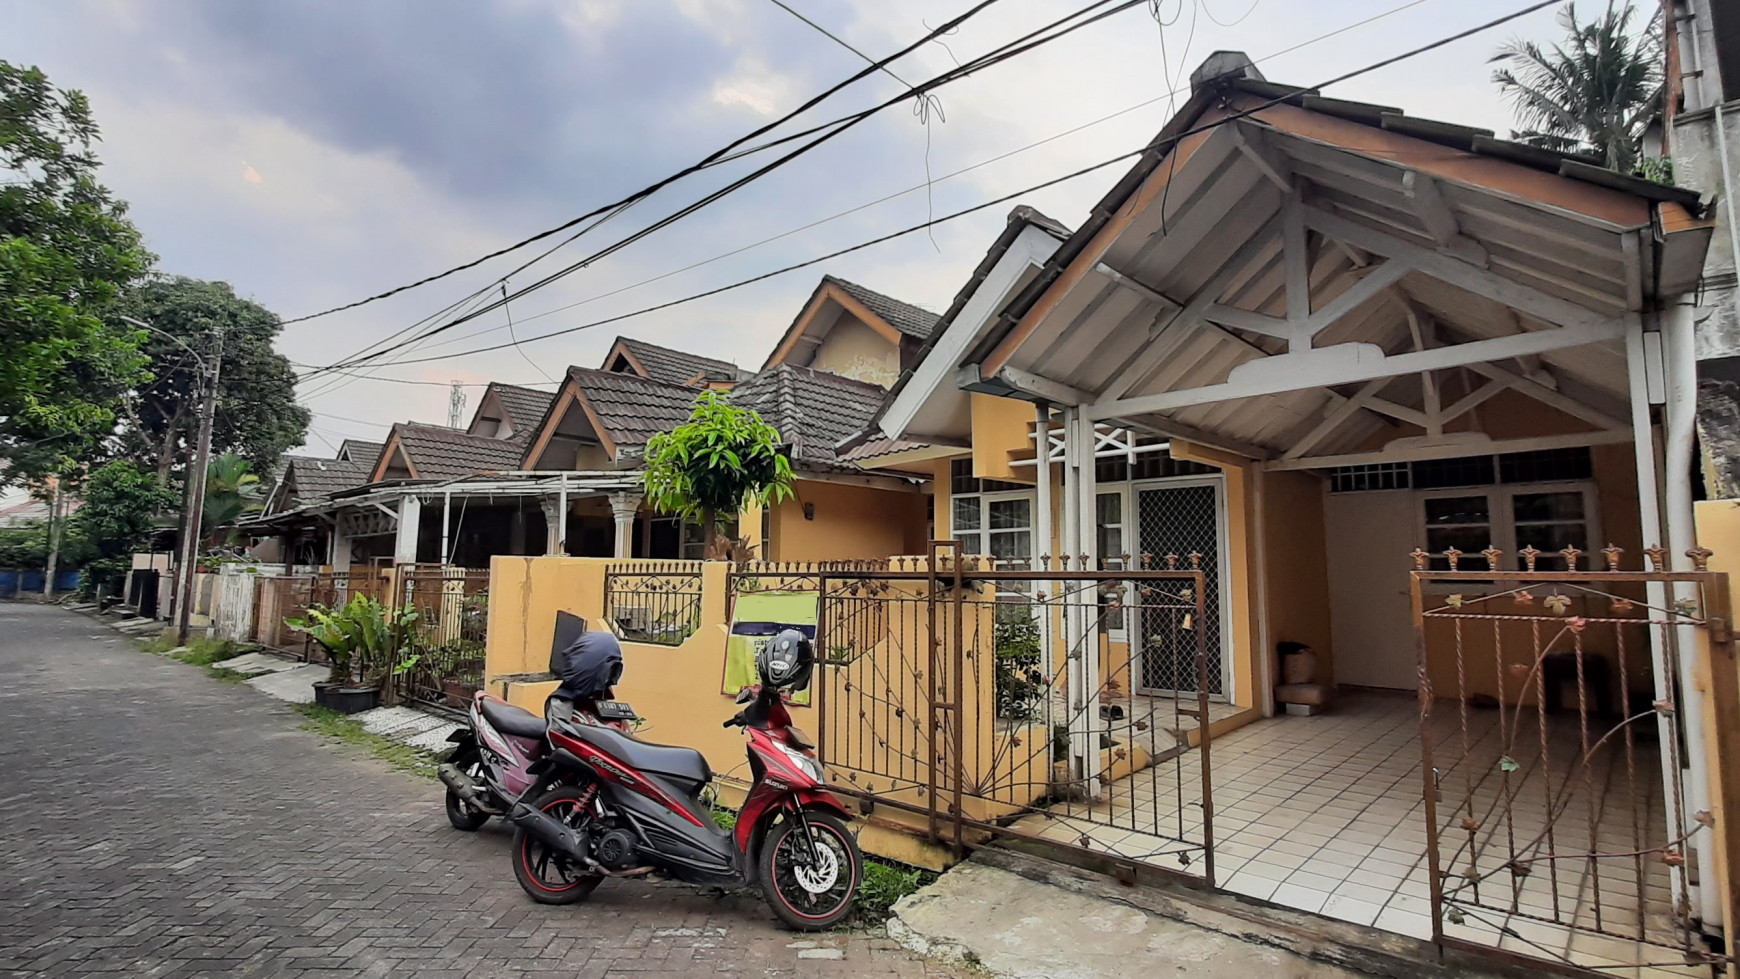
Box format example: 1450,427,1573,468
1019,692,1702,978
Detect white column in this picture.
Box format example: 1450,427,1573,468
1663,299,1718,927
328,517,352,574
608,492,642,559
393,495,421,566
1074,409,1103,799
540,497,564,556
1034,402,1055,682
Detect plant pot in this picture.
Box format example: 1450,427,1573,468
313,682,380,714
441,677,471,708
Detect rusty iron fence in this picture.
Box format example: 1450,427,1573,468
255,570,393,663
810,544,1215,886
604,562,704,646
1411,544,1740,977
397,567,491,713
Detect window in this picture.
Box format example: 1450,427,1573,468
952,493,1033,569
1420,484,1598,572
1332,447,1592,494
1096,492,1126,568
949,457,1026,495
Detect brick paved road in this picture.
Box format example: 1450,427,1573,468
0,604,959,978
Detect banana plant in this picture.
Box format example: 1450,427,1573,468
287,592,417,686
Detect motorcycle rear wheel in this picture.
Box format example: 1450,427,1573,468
444,746,491,832
759,811,861,931
511,785,604,905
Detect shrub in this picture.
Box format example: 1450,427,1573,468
993,606,1045,721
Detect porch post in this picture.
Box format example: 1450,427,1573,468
1074,409,1104,799
1034,402,1055,678
440,488,452,567
1664,299,1719,927
608,492,642,559
328,514,352,574
393,495,421,566
540,497,563,556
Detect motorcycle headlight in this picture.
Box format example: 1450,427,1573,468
776,741,826,782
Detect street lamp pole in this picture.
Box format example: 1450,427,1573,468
121,315,223,645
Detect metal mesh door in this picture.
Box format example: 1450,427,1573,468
1136,483,1224,695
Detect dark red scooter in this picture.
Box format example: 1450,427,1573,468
507,655,861,929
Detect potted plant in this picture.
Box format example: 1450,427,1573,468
286,593,418,713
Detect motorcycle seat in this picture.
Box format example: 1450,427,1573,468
478,697,547,740
574,724,711,790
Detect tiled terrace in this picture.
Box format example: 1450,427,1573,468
1016,691,1702,978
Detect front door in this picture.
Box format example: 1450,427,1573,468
1135,479,1228,696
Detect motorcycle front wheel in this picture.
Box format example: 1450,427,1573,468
443,745,491,832
758,811,862,930
510,785,604,905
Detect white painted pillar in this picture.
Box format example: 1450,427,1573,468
328,516,352,574
393,495,421,566
609,492,642,559
440,488,453,567
1034,402,1055,680
1663,299,1718,927
540,497,564,556
1074,408,1103,799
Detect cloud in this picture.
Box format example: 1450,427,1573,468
711,55,806,116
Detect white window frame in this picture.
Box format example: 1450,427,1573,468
1418,480,1601,586
950,489,1037,571
1095,486,1132,643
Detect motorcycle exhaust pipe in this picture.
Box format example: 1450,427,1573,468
508,802,593,865
438,763,495,811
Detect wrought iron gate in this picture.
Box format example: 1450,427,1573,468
1411,545,1740,977
809,544,1215,886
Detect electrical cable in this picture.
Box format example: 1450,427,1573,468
306,0,1560,372
307,0,1167,376
326,0,1436,371
278,0,1014,327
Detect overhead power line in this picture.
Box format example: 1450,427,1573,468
319,0,1435,380
305,0,1559,375
306,0,1166,377
278,0,1015,328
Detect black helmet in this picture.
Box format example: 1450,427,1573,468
757,629,813,690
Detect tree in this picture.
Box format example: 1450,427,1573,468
641,390,795,557
201,452,263,548
0,60,154,486
72,459,175,596
1490,2,1662,174
111,276,310,483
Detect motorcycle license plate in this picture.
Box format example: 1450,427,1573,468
595,700,637,721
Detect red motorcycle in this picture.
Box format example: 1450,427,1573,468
507,630,862,929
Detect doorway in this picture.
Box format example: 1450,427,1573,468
1134,478,1229,696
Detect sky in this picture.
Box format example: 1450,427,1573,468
3,0,1603,456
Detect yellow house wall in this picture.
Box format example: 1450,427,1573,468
771,479,928,562
1262,470,1335,686
970,394,1038,482
1692,499,1740,937
809,318,899,387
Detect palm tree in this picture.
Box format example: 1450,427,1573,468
201,453,263,548
1490,1,1662,173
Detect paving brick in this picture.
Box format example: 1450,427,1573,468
0,604,958,978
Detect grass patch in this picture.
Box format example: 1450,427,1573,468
170,637,247,667
138,632,177,654
293,703,441,781
856,859,936,920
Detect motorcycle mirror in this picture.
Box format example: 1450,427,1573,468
734,687,756,705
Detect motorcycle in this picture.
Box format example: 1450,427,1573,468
438,690,634,830
506,665,862,929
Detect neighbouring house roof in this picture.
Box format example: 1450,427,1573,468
524,366,702,464
275,455,371,507
603,336,746,387
377,422,528,480
337,439,383,465
824,276,941,340
487,383,558,436
0,495,80,528
732,364,888,468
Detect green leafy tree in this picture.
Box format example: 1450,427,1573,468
0,518,94,570
641,390,795,557
71,459,175,595
201,452,263,547
0,60,154,485
1490,1,1661,173
111,276,310,483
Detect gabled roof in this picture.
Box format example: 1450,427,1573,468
602,337,745,387
278,455,371,502
824,277,941,339
761,276,941,372
732,364,888,467
374,422,527,481
336,439,383,465
522,367,701,466
486,383,558,436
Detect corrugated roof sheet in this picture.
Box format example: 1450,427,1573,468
609,337,746,386
825,276,942,339
391,422,527,479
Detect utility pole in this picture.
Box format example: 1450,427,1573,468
41,477,61,600
174,325,225,645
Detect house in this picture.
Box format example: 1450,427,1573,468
601,336,746,388
866,51,1724,961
